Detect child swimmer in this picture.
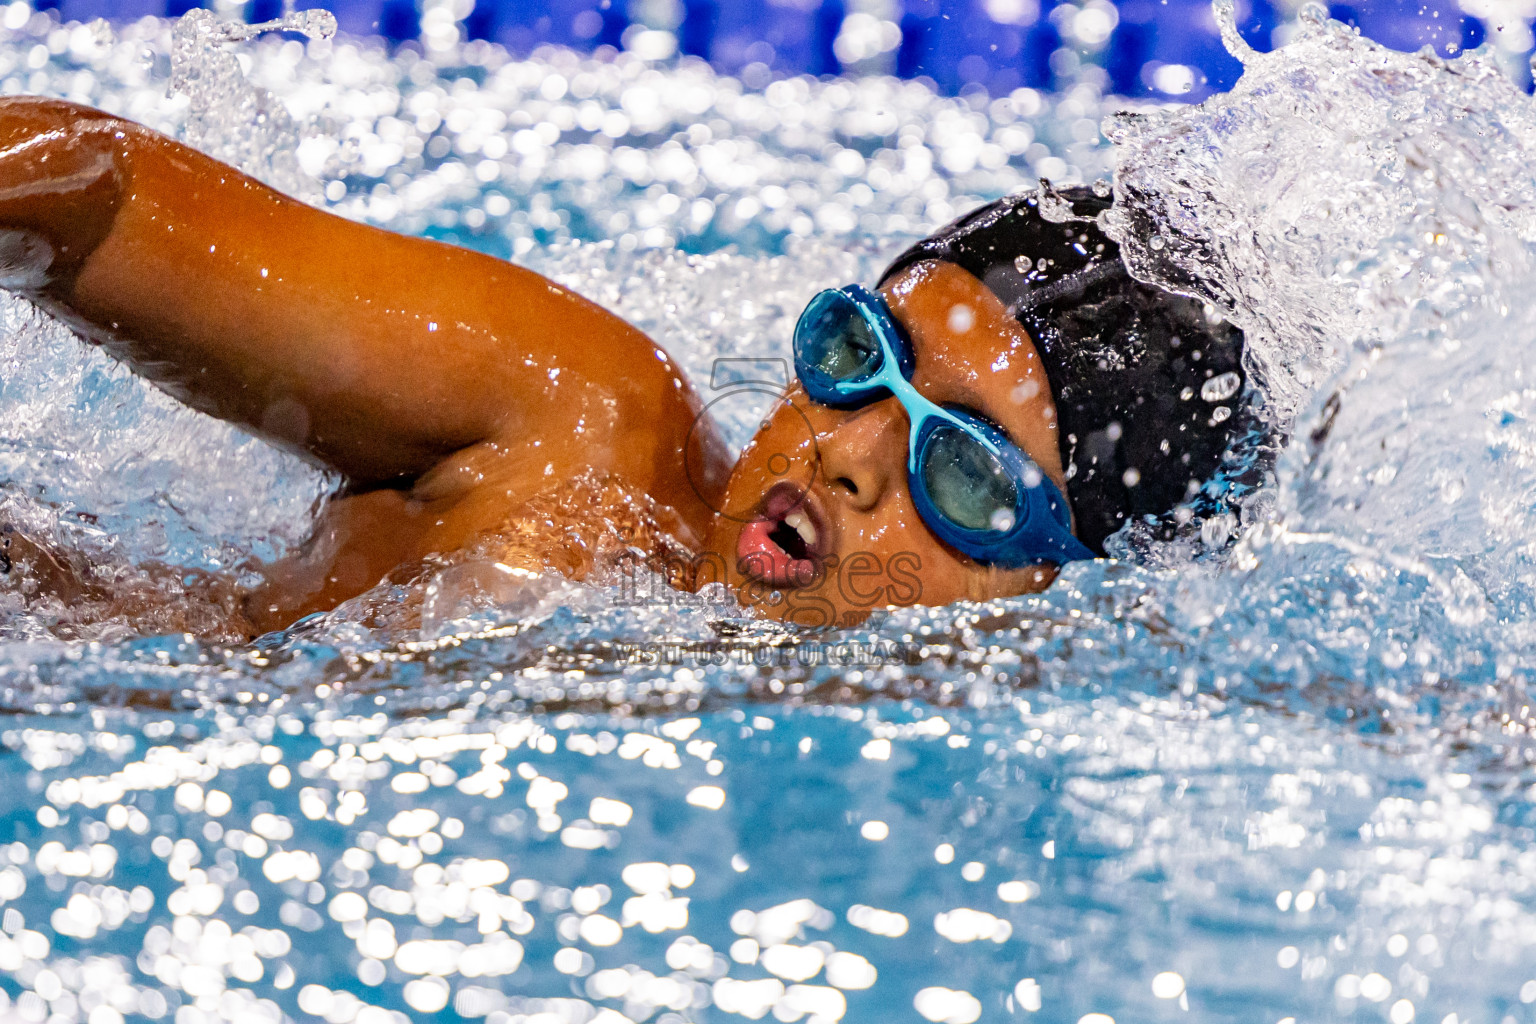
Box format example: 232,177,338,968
0,96,1253,636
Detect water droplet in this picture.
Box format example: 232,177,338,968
947,304,975,333
1201,371,1243,402
1011,379,1041,403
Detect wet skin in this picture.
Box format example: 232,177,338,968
0,96,1073,635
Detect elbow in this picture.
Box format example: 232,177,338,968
0,97,125,294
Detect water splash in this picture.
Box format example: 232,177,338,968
1094,3,1536,751
170,8,335,195
1106,9,1536,421
1211,0,1259,66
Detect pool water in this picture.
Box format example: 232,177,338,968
0,5,1534,1024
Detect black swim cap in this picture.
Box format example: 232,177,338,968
880,186,1250,555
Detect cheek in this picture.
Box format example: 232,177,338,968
842,498,925,550
719,406,820,516
832,489,977,588
830,497,1056,604
744,415,819,472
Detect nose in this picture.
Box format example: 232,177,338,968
816,398,908,513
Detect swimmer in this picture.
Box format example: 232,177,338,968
0,95,1253,636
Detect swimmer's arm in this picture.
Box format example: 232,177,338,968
0,96,718,492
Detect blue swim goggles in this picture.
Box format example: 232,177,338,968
793,285,1096,568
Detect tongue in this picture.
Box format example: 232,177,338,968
737,519,814,587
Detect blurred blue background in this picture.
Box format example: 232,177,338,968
29,0,1527,98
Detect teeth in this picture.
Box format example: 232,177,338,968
784,511,818,549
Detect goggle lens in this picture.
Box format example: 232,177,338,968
796,290,882,383
919,424,1020,534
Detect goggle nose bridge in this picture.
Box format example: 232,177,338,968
816,288,998,476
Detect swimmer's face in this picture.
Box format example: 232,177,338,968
704,260,1071,627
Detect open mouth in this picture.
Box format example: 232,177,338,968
736,482,830,588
